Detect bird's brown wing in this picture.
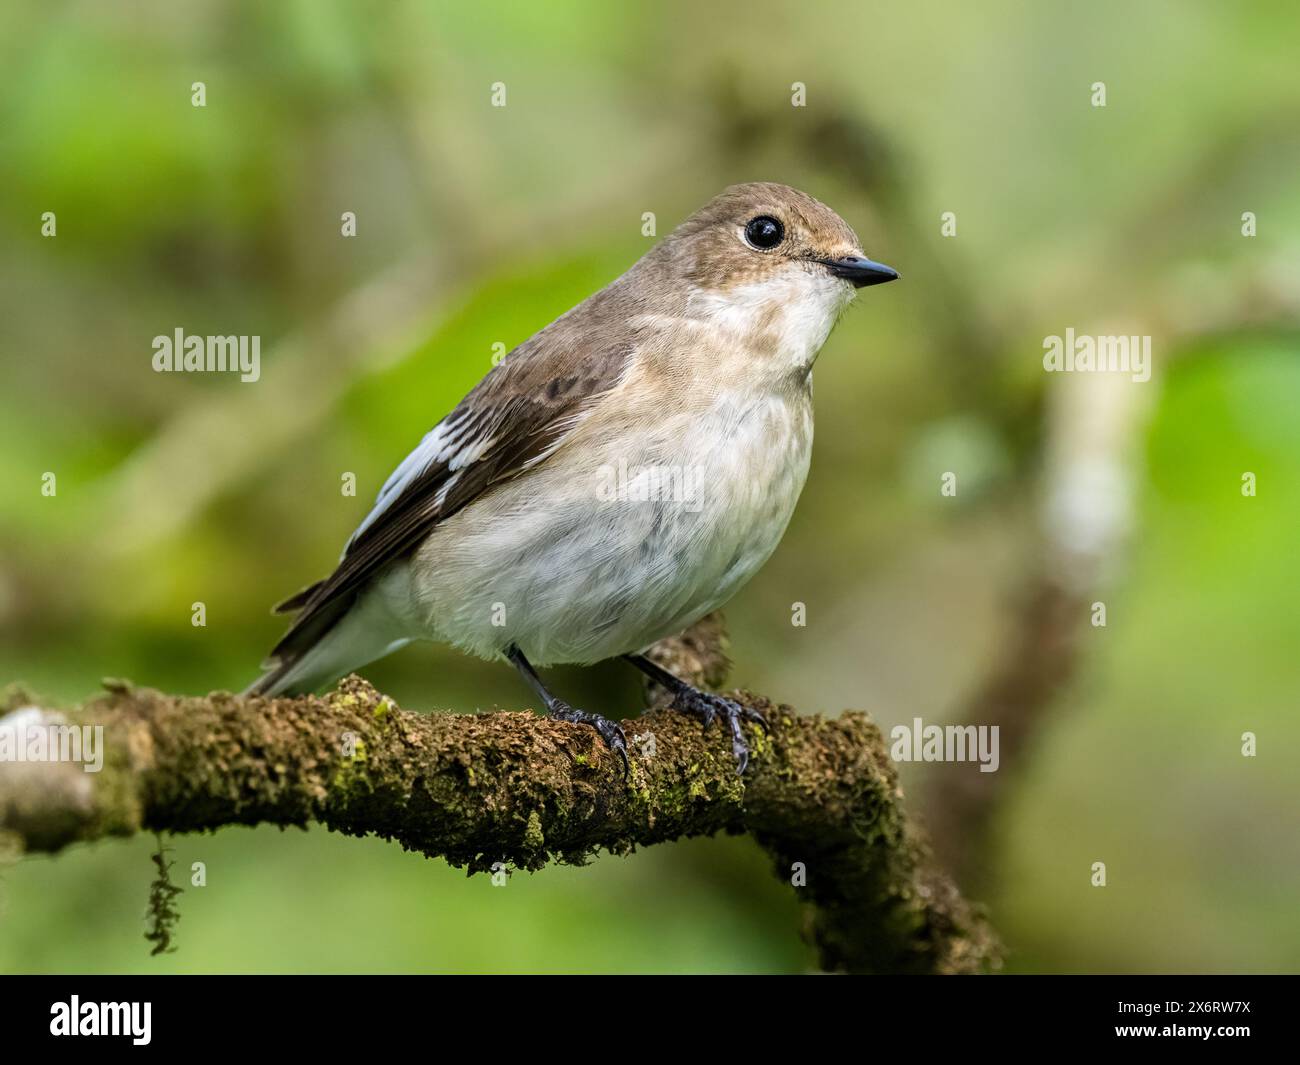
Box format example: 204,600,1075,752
264,337,633,668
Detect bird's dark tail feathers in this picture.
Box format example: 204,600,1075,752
272,579,325,615
245,591,357,697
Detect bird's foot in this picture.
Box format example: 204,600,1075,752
669,688,768,775
548,701,629,776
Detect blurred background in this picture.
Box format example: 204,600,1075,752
2,0,1298,973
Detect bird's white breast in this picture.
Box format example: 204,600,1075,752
402,383,812,666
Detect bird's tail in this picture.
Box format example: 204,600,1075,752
246,588,411,698
243,656,305,698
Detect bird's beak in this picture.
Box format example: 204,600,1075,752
820,255,899,288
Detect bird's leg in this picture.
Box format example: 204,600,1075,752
622,654,767,775
506,644,628,775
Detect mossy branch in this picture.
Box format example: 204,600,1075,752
0,625,998,974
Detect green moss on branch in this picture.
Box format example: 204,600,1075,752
0,634,998,974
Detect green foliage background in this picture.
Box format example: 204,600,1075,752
1,0,1297,972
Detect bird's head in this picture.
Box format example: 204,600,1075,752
649,182,898,372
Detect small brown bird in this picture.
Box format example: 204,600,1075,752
251,182,898,773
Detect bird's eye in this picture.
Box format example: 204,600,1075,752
743,215,784,250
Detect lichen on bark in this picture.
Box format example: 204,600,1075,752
0,620,999,974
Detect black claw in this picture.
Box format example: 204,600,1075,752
602,723,630,779
548,701,629,777
726,712,750,776
669,689,762,775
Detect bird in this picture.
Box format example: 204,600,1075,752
249,182,898,774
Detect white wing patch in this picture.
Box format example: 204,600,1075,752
342,410,494,557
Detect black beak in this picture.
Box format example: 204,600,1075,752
821,255,899,288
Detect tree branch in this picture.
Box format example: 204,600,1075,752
0,626,998,974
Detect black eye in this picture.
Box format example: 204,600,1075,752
744,215,784,250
